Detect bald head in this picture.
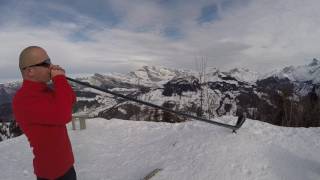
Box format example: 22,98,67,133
19,46,49,70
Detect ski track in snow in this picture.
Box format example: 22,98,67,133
1,116,320,180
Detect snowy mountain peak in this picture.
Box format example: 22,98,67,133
282,66,295,73
225,68,259,83
268,59,320,84
93,73,105,79
229,68,246,73
128,65,180,83
308,58,320,67
206,67,219,73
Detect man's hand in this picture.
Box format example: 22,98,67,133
50,65,66,78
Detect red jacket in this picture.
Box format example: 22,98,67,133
12,75,76,179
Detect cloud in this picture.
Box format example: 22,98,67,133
1,0,320,82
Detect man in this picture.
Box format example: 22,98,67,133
12,46,77,180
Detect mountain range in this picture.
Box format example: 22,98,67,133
1,59,320,140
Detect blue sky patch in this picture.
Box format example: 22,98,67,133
198,4,220,24
163,26,183,39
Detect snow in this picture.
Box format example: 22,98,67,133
127,66,182,87
1,116,320,180
109,88,139,92
83,88,106,95
76,97,96,102
118,108,127,114
263,59,320,84
227,68,260,83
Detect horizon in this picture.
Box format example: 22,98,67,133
1,58,318,84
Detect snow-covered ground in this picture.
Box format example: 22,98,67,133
1,116,320,180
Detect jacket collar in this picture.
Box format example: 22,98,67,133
22,79,48,91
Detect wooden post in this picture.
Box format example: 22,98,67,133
71,117,77,130
71,116,87,130
79,118,86,130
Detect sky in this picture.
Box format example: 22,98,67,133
1,0,320,83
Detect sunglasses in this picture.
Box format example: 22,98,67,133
23,58,51,70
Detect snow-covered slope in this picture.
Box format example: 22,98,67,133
1,117,320,180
